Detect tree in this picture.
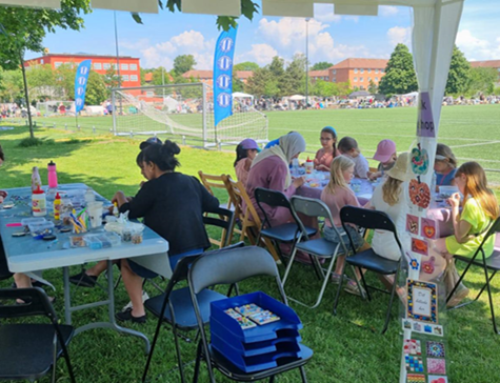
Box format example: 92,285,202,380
26,64,56,101
103,67,121,95
173,54,196,75
268,56,285,79
245,67,271,96
467,67,497,96
285,54,306,95
0,69,23,103
446,45,471,95
85,71,107,105
311,62,333,71
151,67,171,86
378,44,418,97
368,79,378,95
0,1,91,138
234,62,260,72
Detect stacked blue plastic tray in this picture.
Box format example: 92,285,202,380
210,291,306,373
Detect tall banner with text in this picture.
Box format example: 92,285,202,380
74,60,92,114
213,26,238,127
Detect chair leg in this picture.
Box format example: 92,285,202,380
382,270,399,335
193,341,202,383
55,329,76,383
142,316,164,382
481,264,499,334
473,270,497,302
269,376,275,383
299,366,308,383
282,245,299,287
51,333,57,383
332,261,347,316
358,267,371,301
172,326,186,383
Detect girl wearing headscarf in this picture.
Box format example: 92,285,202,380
245,132,306,226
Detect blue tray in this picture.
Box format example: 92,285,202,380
211,325,301,357
211,340,303,373
210,292,302,344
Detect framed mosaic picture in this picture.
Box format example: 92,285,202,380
407,279,438,324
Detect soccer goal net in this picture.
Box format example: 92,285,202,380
111,83,268,147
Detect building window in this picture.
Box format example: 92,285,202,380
130,75,138,81
40,59,44,64
360,68,364,73
55,62,63,68
381,69,385,73
375,77,379,81
122,75,129,81
368,78,372,83
368,69,371,73
354,68,358,74
333,78,336,82
94,63,102,70
103,63,111,70
353,77,358,82
375,69,379,74
130,64,138,71
333,69,337,74
113,64,118,70
121,63,129,71
360,77,364,82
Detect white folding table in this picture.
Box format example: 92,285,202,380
0,183,169,354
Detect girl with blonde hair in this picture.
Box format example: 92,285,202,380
433,161,499,307
321,156,365,296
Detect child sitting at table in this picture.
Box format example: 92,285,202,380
321,156,365,296
338,136,369,179
434,143,458,191
368,139,397,180
314,126,339,172
234,139,260,186
431,161,499,307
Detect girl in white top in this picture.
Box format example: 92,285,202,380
367,152,411,261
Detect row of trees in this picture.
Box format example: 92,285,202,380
379,44,500,97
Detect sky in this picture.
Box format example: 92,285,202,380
25,0,500,70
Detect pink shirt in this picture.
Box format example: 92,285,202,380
235,158,251,186
245,156,296,226
314,148,338,170
320,185,360,227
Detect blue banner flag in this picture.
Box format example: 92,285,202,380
74,60,92,113
213,26,238,127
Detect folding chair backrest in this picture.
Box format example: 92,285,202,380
189,246,280,295
203,206,235,248
228,179,262,227
487,216,500,237
255,187,291,210
0,287,57,320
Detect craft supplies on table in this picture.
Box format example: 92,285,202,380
210,292,307,373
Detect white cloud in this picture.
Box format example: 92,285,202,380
455,29,500,61
379,6,399,17
387,26,412,47
120,38,150,50
139,30,215,69
238,44,279,66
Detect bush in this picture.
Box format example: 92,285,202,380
18,137,54,147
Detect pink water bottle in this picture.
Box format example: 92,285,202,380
48,161,58,188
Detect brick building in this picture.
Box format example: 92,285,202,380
25,53,142,89
469,60,500,82
329,58,389,89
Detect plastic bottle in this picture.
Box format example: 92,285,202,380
291,158,299,177
305,157,314,175
54,192,61,220
31,166,42,192
32,186,47,217
431,172,437,195
113,202,119,217
47,161,58,188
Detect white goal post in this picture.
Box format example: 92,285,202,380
111,82,268,148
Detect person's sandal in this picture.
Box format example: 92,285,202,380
344,280,366,297
115,308,146,324
69,271,98,288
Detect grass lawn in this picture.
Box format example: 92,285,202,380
0,108,499,383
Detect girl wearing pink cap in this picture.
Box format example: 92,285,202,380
368,139,397,180
234,139,260,186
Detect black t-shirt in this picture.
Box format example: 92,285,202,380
120,172,219,256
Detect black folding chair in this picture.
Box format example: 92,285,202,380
188,246,313,383
254,188,317,265
203,206,236,249
333,206,403,334
0,238,13,282
446,216,500,334
283,196,351,308
0,287,75,383
142,242,245,383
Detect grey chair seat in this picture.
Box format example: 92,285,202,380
455,251,500,271
296,238,345,258
145,287,226,330
346,249,399,275
0,324,73,380
261,223,317,243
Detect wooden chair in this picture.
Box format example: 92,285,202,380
198,171,235,248
226,179,280,261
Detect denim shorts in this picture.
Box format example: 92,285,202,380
323,224,364,250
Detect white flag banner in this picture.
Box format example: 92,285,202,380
0,0,60,8
262,0,313,17
182,0,241,17
91,0,158,13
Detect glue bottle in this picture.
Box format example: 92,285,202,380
113,202,119,217
54,192,61,221
31,166,42,192
32,186,47,217
305,157,314,175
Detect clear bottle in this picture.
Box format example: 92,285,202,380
31,166,42,192
291,158,299,177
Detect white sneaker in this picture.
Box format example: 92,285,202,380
122,291,150,312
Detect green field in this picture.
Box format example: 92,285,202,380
0,106,499,383
17,103,500,184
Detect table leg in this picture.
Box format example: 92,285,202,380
66,261,150,354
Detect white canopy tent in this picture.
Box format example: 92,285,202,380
233,92,254,100
289,95,306,101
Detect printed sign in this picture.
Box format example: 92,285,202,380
417,92,436,138
407,279,438,324
74,60,92,113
